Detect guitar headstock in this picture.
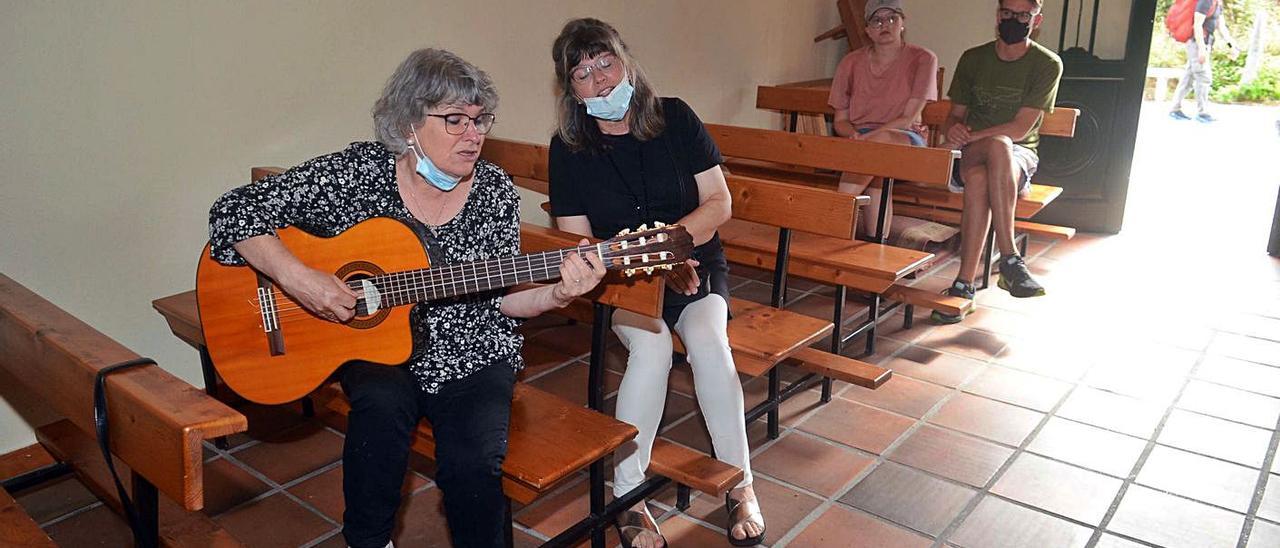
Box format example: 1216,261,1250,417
601,222,694,277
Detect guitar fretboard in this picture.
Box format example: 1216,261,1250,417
355,244,602,313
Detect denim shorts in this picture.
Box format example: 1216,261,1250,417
856,126,926,147
949,142,1038,196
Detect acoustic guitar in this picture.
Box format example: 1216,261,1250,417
196,217,692,404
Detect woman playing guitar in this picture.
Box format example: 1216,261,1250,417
207,48,604,548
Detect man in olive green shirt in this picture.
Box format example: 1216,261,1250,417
934,0,1063,324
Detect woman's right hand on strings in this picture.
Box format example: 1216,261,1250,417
280,266,360,322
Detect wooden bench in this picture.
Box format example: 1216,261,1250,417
704,123,974,347
1,273,248,547
753,81,1079,286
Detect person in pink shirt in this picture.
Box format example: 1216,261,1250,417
828,0,938,237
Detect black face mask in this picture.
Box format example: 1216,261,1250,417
998,17,1032,44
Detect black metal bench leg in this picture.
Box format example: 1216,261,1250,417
903,304,915,329
197,346,230,450
504,498,515,548
767,368,781,439
822,285,847,403
589,303,612,413
590,459,606,548
132,474,159,548
676,484,692,511
864,295,881,356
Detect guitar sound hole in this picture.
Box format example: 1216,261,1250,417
335,262,390,330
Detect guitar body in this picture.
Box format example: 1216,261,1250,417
196,217,429,404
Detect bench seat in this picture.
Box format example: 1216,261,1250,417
319,382,638,505
0,486,56,547
719,219,934,294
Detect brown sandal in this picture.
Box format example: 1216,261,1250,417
615,506,666,548
725,493,766,546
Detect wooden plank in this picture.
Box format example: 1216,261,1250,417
519,224,666,319
719,219,934,284
895,204,1074,241
921,100,1079,138
754,86,1080,140
893,182,1061,219
480,138,550,183
785,347,892,389
0,486,56,547
250,166,284,181
153,290,204,348
722,298,832,377
726,174,859,239
1012,220,1076,240
883,283,975,317
648,439,743,497
35,420,244,547
756,82,833,116
706,124,958,186
0,444,57,481
321,383,636,506
0,275,247,511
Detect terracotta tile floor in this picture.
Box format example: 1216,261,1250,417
7,106,1280,546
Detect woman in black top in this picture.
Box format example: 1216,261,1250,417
548,18,766,548
209,48,603,548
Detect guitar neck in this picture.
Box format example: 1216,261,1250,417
362,243,604,310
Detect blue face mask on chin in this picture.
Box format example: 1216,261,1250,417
583,71,635,122
409,126,463,191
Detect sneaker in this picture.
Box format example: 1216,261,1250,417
1196,112,1216,123
997,255,1046,298
1169,109,1191,121
931,279,976,324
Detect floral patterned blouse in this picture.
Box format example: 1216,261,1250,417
208,141,524,393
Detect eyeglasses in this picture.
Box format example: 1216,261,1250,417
999,8,1038,24
424,112,497,135
570,54,620,83
868,14,901,29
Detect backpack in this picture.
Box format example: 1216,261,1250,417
1166,0,1217,43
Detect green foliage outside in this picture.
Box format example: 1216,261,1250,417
1150,0,1280,103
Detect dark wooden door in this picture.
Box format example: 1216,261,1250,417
1034,0,1158,233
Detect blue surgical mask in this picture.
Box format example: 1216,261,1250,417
583,71,634,121
409,126,462,191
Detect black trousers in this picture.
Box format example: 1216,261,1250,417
339,361,515,548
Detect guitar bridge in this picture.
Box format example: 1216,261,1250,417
256,275,286,356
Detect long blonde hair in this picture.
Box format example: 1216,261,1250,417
551,18,665,152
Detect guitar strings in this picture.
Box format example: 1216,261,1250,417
262,247,671,322
257,243,678,322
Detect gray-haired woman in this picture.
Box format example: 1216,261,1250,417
208,48,604,548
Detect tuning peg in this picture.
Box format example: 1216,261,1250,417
654,221,666,227
644,267,655,275
616,228,632,236
624,268,636,277
661,264,674,271
637,223,648,231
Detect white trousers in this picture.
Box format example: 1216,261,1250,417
610,294,754,497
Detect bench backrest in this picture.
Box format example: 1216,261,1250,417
479,137,866,239
0,274,246,511
706,123,958,186
920,99,1079,139
756,81,1079,138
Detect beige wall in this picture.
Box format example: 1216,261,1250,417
0,0,848,453
0,0,1134,453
